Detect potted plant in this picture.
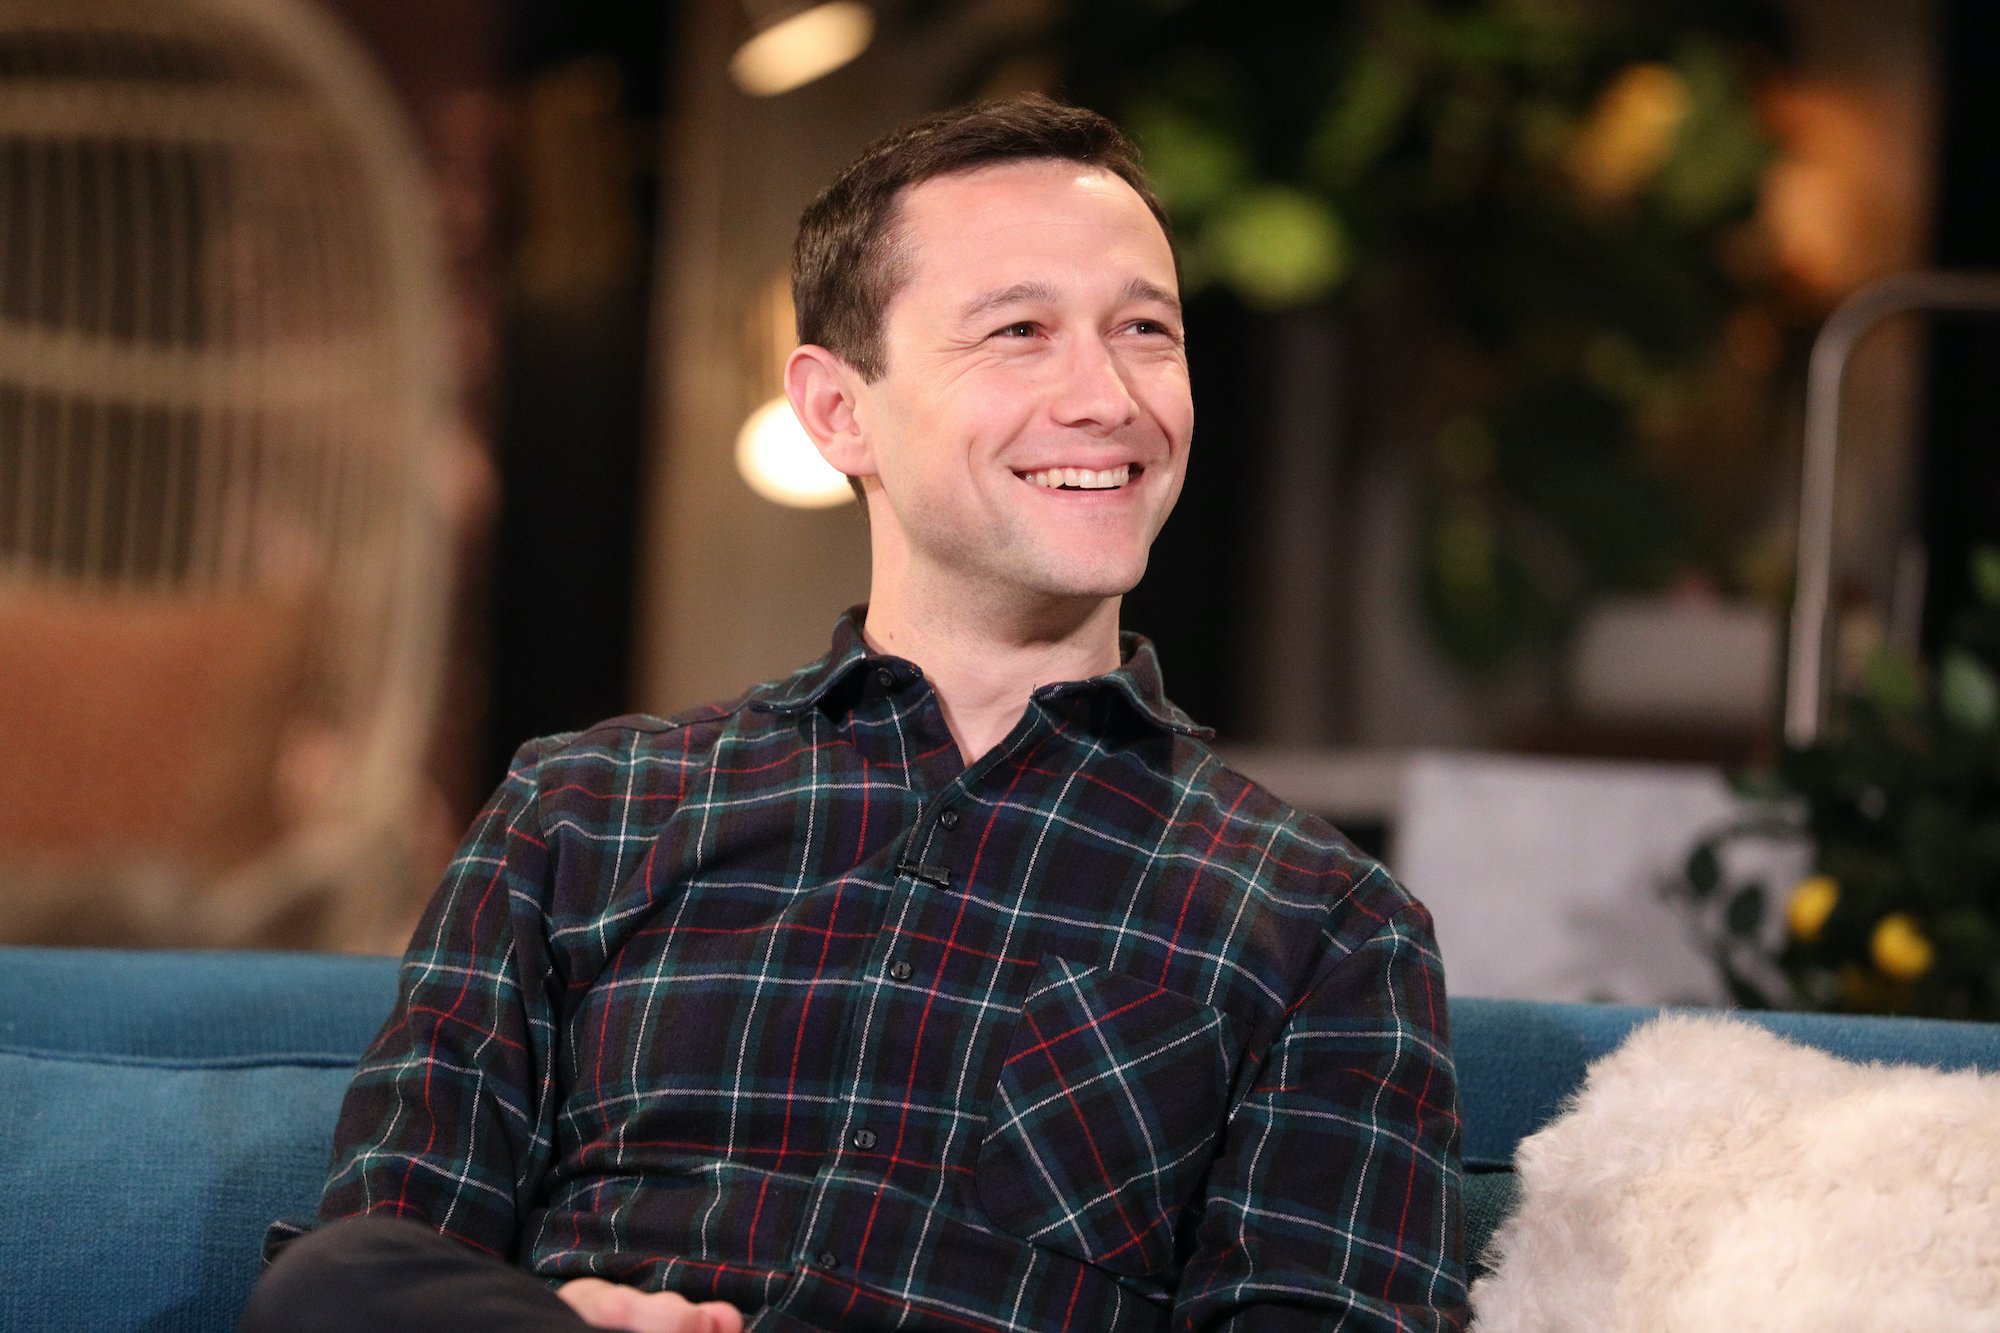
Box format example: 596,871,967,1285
1671,550,2000,1020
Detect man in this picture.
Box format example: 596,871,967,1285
243,94,1466,1332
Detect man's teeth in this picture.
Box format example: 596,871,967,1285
1021,465,1130,490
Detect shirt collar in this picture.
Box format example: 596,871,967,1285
751,606,1213,739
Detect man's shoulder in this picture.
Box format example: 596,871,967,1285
1145,737,1422,934
510,632,867,777
499,681,790,799
1146,734,1356,862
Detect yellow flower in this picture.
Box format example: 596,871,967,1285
1565,63,1690,204
1787,875,1839,941
1871,913,1934,981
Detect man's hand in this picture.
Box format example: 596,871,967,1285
556,1277,745,1333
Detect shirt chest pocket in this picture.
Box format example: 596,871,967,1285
974,956,1237,1278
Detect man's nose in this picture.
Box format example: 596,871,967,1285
1051,338,1140,433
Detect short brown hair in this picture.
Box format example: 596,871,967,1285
791,93,1172,382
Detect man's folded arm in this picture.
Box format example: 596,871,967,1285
1171,895,1469,1331
310,739,566,1260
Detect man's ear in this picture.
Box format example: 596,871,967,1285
785,345,874,481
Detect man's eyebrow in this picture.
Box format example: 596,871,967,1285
955,281,1061,323
1120,278,1182,315
953,278,1183,325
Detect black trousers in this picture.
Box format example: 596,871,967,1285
238,1216,592,1333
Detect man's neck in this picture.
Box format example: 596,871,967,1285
861,585,1123,766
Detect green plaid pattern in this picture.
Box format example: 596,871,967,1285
975,956,1237,1277
301,611,1467,1330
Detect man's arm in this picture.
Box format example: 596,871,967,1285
1172,896,1468,1331
299,739,749,1333
313,740,565,1257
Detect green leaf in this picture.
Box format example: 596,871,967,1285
1724,883,1765,939
1862,649,1923,716
1931,909,1991,955
1306,48,1416,188
1125,99,1251,219
1939,649,2000,733
1725,769,1790,803
1652,40,1771,227
1416,500,1561,674
1685,842,1722,896
1973,547,2000,607
1718,952,1775,1009
1203,187,1350,309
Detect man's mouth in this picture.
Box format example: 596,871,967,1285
1016,464,1134,491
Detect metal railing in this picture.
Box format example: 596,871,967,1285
1784,269,2000,747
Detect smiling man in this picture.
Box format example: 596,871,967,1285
242,95,1466,1333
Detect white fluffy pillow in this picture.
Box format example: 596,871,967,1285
1471,1014,2000,1332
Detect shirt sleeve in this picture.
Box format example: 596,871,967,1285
306,739,566,1260
1171,894,1468,1331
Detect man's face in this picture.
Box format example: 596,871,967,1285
847,159,1192,620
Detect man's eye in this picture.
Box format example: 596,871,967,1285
993,321,1039,338
1130,319,1177,338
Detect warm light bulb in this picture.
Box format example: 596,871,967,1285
729,2,874,97
735,397,853,508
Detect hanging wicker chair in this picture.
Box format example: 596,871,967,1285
0,0,454,948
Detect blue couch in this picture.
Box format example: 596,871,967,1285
5,945,1997,1331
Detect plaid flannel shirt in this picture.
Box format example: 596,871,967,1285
301,611,1466,1331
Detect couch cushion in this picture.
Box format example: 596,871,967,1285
0,1049,358,1331
0,946,398,1058
0,947,398,1332
1463,1168,1517,1278
0,587,312,873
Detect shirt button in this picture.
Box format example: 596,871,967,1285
817,1250,841,1271
874,667,895,689
851,1128,877,1150
887,959,913,982
938,808,961,831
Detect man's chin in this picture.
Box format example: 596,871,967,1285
1019,562,1148,607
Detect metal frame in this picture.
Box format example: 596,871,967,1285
1784,269,2000,747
